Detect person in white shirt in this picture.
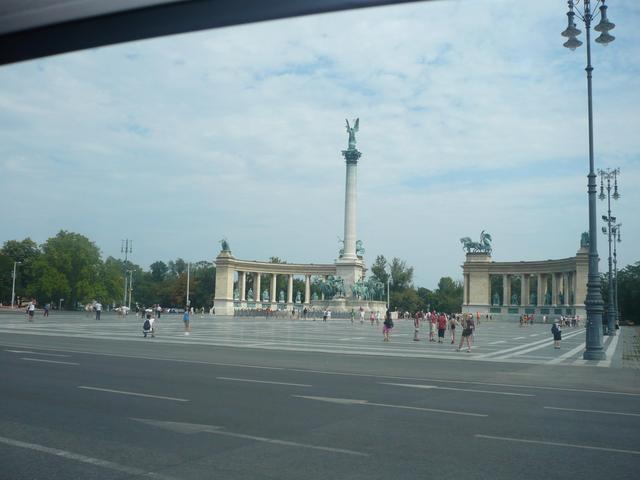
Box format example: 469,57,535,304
95,301,102,320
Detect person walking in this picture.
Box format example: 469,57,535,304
43,303,50,317
551,321,562,349
95,301,102,321
183,308,191,335
359,306,365,324
383,309,394,342
429,313,437,342
457,315,473,352
413,311,421,341
449,315,457,344
26,298,36,322
437,312,447,343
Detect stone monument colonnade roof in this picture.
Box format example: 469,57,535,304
462,252,586,274
215,252,337,276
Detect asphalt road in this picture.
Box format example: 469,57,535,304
1,319,639,479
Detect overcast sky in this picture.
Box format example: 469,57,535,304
1,0,638,289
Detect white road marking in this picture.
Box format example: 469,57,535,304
514,337,525,340
488,340,506,345
78,386,189,402
544,406,640,417
380,382,534,397
547,342,585,364
216,377,311,387
475,434,640,455
529,334,540,337
20,357,78,365
294,395,488,417
6,349,69,357
133,418,368,456
0,434,177,479
491,330,584,360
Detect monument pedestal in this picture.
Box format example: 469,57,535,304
335,257,365,300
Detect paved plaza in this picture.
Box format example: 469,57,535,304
0,311,625,367
1,310,638,480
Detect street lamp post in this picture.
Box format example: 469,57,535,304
612,223,621,326
121,239,132,308
10,261,21,309
127,270,134,310
186,262,191,307
599,167,620,336
561,0,615,360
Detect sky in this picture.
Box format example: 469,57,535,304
0,0,638,289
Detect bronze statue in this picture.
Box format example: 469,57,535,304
345,118,359,150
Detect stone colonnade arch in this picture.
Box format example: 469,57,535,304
462,242,588,320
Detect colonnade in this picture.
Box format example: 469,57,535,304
235,271,313,305
461,242,589,318
492,272,576,307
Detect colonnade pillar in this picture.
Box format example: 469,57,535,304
287,275,293,304
304,275,311,304
537,273,544,306
253,273,262,302
520,274,528,307
552,273,559,306
270,274,277,303
239,271,246,302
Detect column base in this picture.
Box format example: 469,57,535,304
213,299,234,316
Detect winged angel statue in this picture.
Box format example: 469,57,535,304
346,118,359,150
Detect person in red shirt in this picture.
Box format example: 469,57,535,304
437,313,447,343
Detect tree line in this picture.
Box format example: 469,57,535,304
1,231,467,313
0,231,214,310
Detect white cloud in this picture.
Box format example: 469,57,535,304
0,0,638,288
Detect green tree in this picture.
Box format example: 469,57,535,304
168,258,187,276
431,277,463,313
390,288,422,313
619,262,640,323
390,257,413,291
38,231,102,309
370,255,389,285
1,238,41,299
150,261,168,282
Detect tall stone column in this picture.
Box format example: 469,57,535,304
287,275,293,304
270,273,277,304
505,275,512,305
552,273,558,306
562,272,568,305
502,274,508,306
341,149,360,260
239,271,246,301
521,274,529,307
255,273,261,304
304,275,311,305
335,126,365,299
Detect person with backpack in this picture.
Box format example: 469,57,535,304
142,314,154,338
551,321,562,349
383,309,394,342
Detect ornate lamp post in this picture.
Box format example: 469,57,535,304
599,167,620,335
611,223,621,327
561,0,615,360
